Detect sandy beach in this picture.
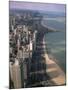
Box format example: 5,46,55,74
44,53,66,85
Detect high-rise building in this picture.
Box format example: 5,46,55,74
9,58,22,88
33,30,37,51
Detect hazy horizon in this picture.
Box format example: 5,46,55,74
9,1,66,13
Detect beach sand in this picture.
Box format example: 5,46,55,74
44,53,66,85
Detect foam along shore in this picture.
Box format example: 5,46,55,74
44,53,66,85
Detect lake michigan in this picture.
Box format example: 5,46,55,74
41,14,66,73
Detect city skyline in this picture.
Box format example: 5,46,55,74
9,1,66,88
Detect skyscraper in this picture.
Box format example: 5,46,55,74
9,58,22,88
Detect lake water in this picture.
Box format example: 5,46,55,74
42,16,66,73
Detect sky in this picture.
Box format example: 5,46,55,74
9,1,66,13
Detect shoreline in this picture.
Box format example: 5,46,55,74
43,53,66,85
47,53,65,73
41,16,65,32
